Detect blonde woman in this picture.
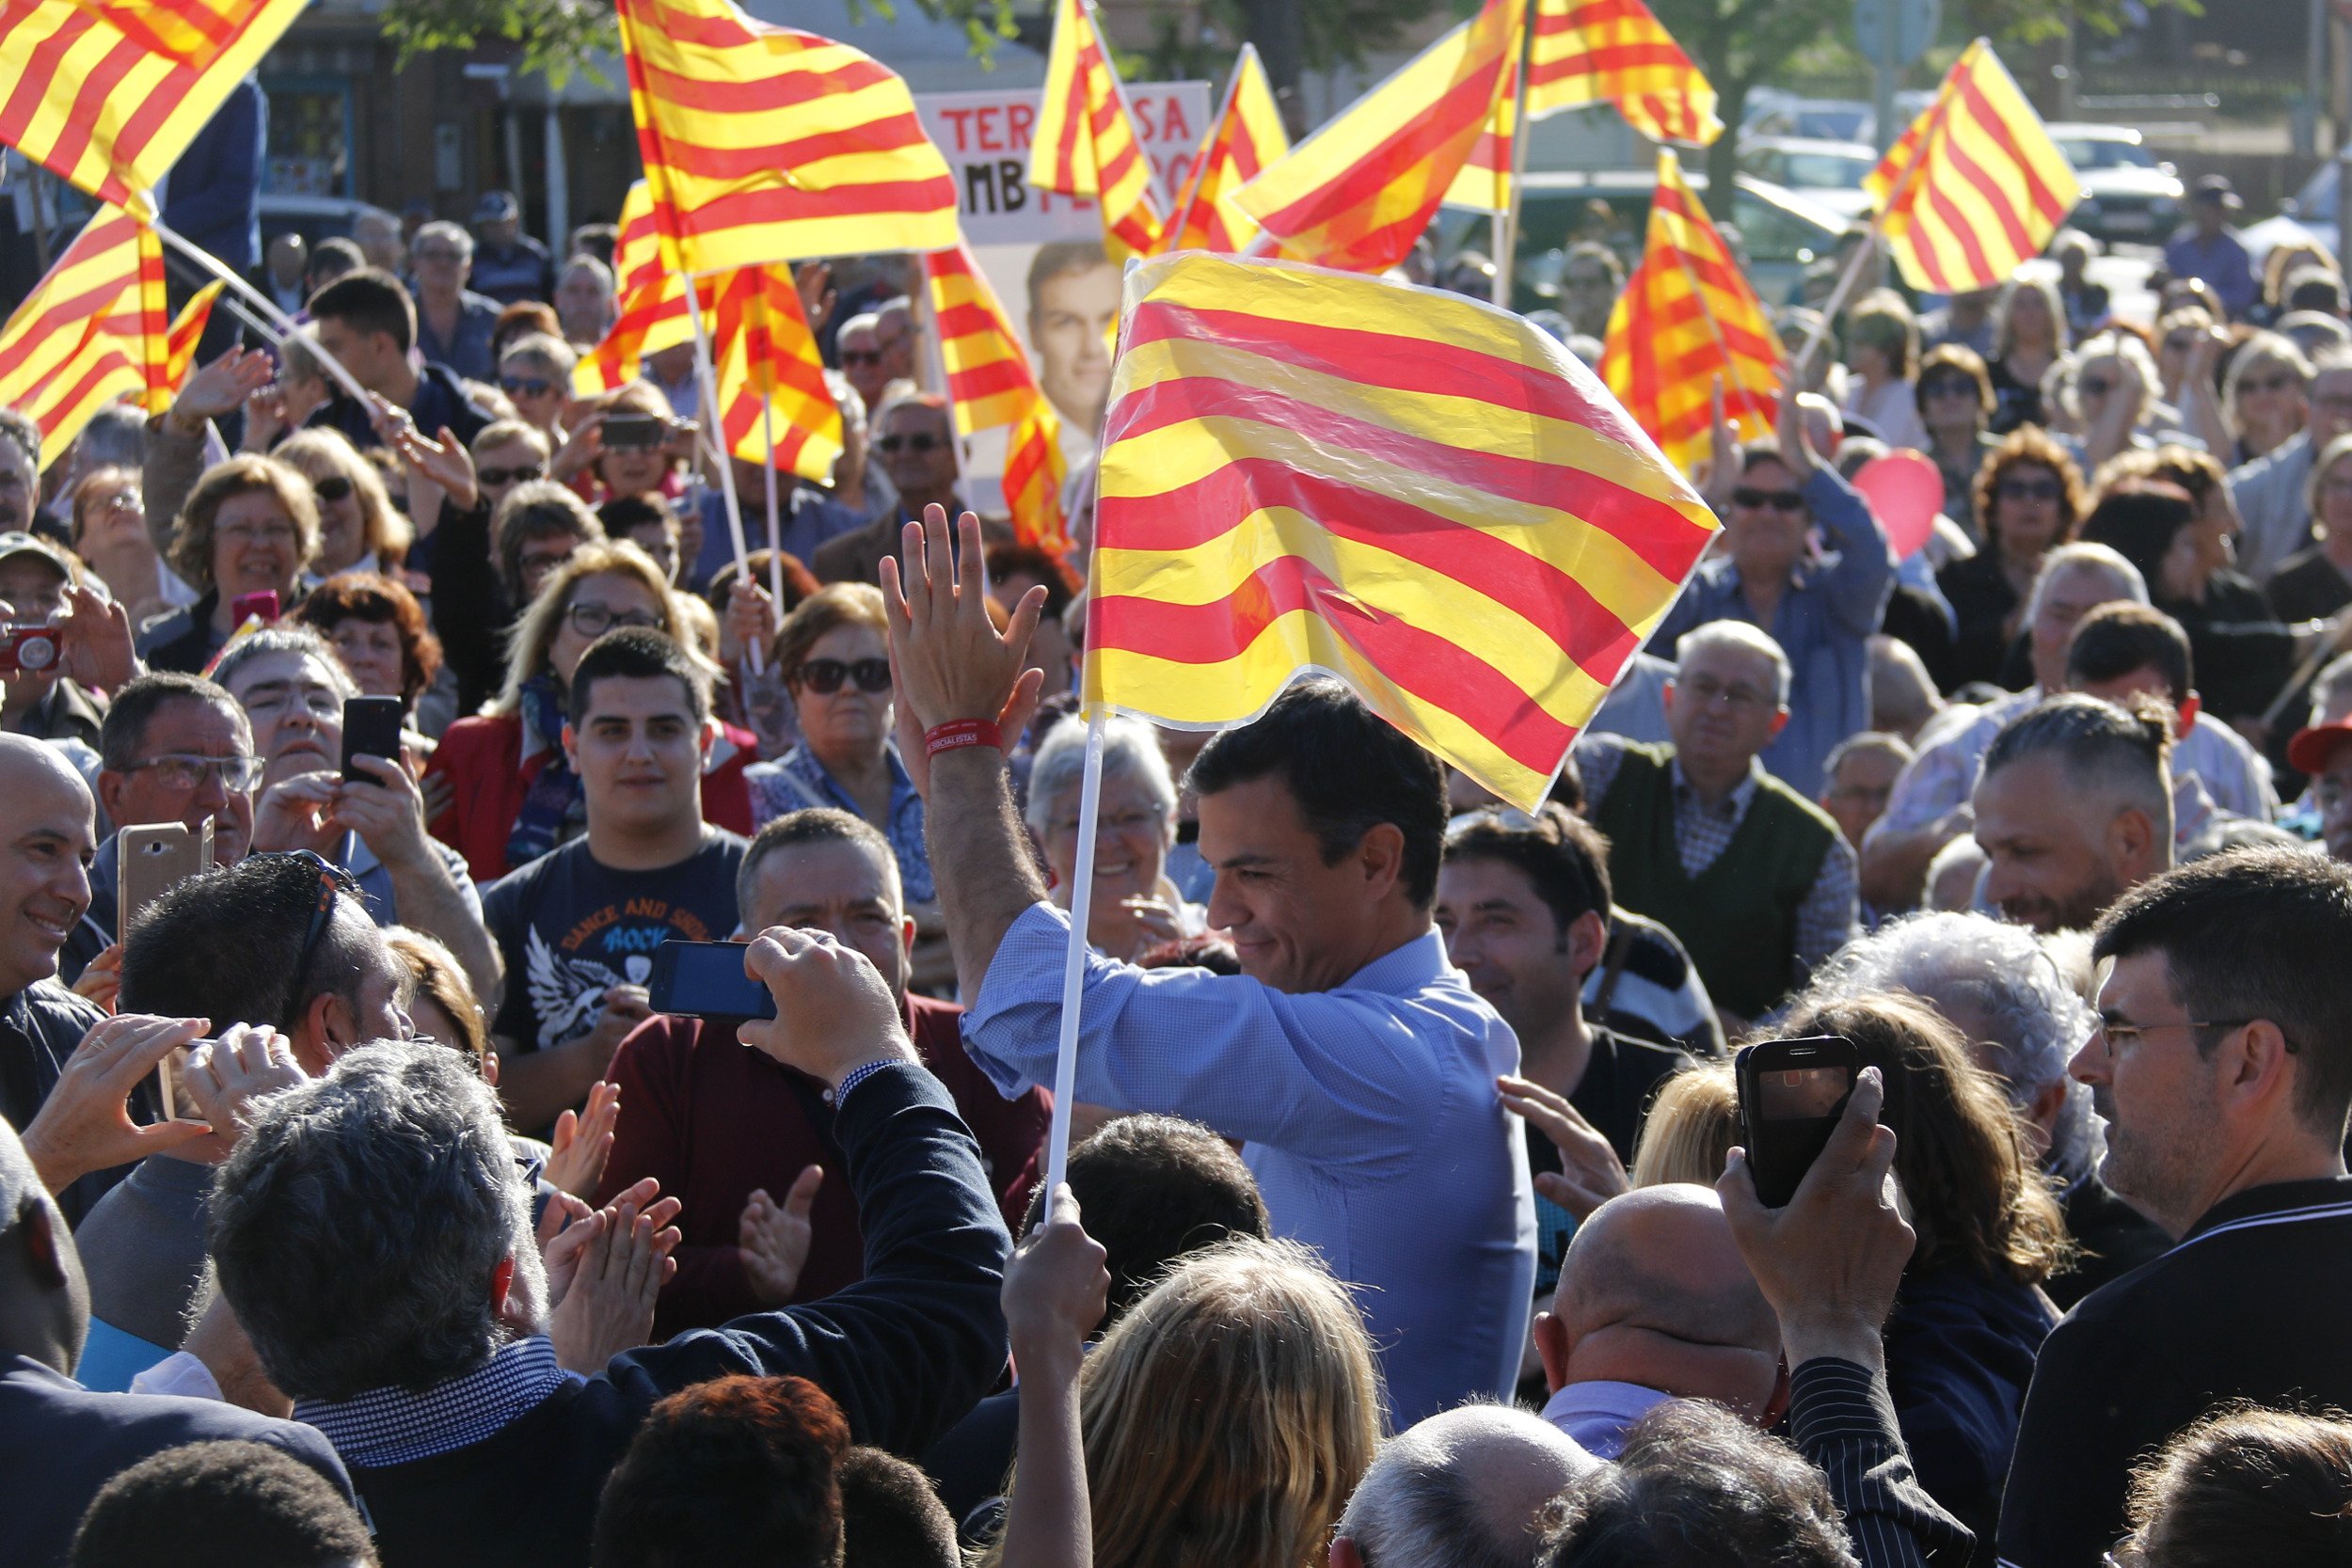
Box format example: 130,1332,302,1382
137,454,320,673
1841,291,1931,452
274,426,414,578
1629,1062,1739,1189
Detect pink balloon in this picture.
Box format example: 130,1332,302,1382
1850,451,1947,561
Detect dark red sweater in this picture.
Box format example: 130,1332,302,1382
596,994,1048,1339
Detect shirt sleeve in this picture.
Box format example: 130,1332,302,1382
1794,831,1862,973
961,903,1447,1170
1787,1357,1976,1567
1804,467,1898,637
1879,723,1979,835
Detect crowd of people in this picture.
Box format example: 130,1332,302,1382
0,168,2349,1568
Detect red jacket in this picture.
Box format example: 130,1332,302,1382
425,711,759,884
595,994,1049,1340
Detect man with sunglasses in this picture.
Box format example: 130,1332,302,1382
811,394,985,590
834,312,895,420
1998,847,2352,1568
1648,385,1893,800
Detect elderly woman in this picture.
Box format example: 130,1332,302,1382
1023,715,1203,961
424,539,756,880
1937,429,2088,689
2218,331,2312,468
294,570,444,728
273,428,411,579
498,331,577,444
136,455,318,673
2060,329,2172,474
1987,273,2069,435
555,254,618,348
1841,291,1931,451
69,466,183,626
1916,343,2003,531
2268,431,2352,622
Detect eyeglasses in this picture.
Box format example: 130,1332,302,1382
565,601,662,639
876,434,942,454
217,519,297,546
2239,372,2298,396
253,848,360,1030
478,464,545,487
2094,1014,2297,1054
794,657,891,695
1732,486,1805,513
120,752,266,792
501,376,556,399
1998,477,2063,502
312,476,354,504
1676,673,1778,711
840,349,882,368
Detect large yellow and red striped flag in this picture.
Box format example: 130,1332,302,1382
615,0,958,277
576,182,691,395
1864,39,2078,293
1028,0,1166,261
924,242,1071,554
1601,150,1780,472
1449,0,1722,213
1084,252,1717,809
0,0,305,213
1157,44,1290,255
1232,0,1523,274
0,205,169,466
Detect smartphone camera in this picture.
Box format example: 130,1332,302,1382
601,412,665,450
0,623,62,674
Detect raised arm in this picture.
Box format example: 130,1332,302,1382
994,1186,1109,1568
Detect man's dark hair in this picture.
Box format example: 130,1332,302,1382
2284,266,2349,316
2067,601,2194,701
119,854,369,1029
71,1440,375,1568
97,672,242,773
1981,691,2173,825
2077,479,2199,593
0,405,40,472
837,1446,958,1568
307,267,416,355
593,1375,850,1568
303,237,364,293
1020,1113,1271,1326
597,493,675,538
1025,237,1108,314
2123,1403,2352,1567
1186,678,1448,908
567,626,711,728
2093,847,2352,1139
1536,1400,1856,1568
739,807,898,919
1442,801,1613,942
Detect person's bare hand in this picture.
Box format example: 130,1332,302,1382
1119,896,1186,952
795,261,837,338
880,505,1048,736
738,927,914,1087
58,581,138,691
242,384,289,452
175,1023,308,1164
545,1080,619,1198
1498,1074,1629,1219
722,578,777,666
582,985,653,1068
548,1180,680,1373
72,942,123,1014
1774,375,1824,477
171,347,275,429
20,1014,214,1192
1717,1066,1914,1370
249,770,341,857
1003,1185,1109,1374
328,753,433,871
538,1189,598,1309
739,1164,822,1307
550,412,605,483
882,572,1042,801
1697,374,1740,510
392,422,479,512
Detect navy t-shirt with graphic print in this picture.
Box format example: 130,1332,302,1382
484,830,748,1055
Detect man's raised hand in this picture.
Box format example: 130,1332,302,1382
880,505,1046,738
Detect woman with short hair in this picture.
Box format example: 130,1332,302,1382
1023,716,1202,962
137,455,319,673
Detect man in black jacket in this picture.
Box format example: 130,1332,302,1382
211,926,1011,1568
1998,847,2352,1567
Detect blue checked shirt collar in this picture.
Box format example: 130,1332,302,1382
295,1335,571,1469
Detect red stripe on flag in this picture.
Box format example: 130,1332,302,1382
0,8,100,147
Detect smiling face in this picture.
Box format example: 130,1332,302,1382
1973,752,2136,933
1724,456,1808,584
2072,949,2226,1233
224,649,346,785
282,451,366,574
210,490,304,603
498,357,567,436
98,694,255,863
1196,773,1394,994
1028,261,1120,434
1039,767,1173,940
0,747,94,994
744,834,910,1003
1990,463,2066,563
0,438,37,534
1433,853,1584,1043
2232,355,2307,448
564,672,707,837
75,474,145,563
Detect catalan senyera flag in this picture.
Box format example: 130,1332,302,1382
577,182,691,396
615,0,958,277
1028,0,1166,261
1233,0,1522,274
925,242,1071,554
0,205,168,467
1085,252,1717,809
162,278,222,395
1449,0,1721,214
1601,150,1780,472
1864,39,2079,294
1158,44,1290,255
0,0,306,213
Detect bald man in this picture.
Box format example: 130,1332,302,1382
0,1113,351,1567
1533,1183,1784,1457
1332,1403,1597,1568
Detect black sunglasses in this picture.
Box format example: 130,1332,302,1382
478,464,545,487
876,434,942,454
312,475,354,503
1732,485,1806,513
794,657,892,695
2080,376,2115,399
255,849,359,1029
501,376,556,399
1921,377,1978,399
1998,477,2063,502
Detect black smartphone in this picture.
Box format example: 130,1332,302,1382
602,412,663,449
341,696,406,784
648,939,774,1020
1734,1035,1859,1208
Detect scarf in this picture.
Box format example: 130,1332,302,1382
505,673,582,870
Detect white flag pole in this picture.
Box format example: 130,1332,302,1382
151,216,368,404
761,399,786,606
1041,707,1107,1206
684,279,760,673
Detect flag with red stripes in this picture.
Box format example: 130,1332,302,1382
0,204,169,464
1157,44,1290,255
925,243,1071,554
1028,0,1167,261
162,279,222,396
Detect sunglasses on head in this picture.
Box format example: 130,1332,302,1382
501,376,555,398
312,475,354,503
877,434,942,454
253,848,360,1030
794,657,892,695
1732,485,1805,513
478,464,544,487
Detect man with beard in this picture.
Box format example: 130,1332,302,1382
1973,693,2174,933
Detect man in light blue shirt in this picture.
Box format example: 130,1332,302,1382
886,509,1536,1425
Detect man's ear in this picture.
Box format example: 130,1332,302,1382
1357,821,1406,900
95,770,129,828
1565,910,1609,981
297,990,351,1074
18,1196,68,1290
2110,805,2157,874
487,1256,516,1319
699,716,717,760
900,915,916,958
1760,1356,1792,1430
562,722,580,771
1767,706,1792,739
1534,1308,1573,1396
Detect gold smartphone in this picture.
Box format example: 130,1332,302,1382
119,819,214,1117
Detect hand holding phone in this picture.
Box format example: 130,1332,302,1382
648,939,774,1021
341,695,406,784
1734,1036,1858,1208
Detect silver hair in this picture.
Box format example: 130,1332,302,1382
1339,1403,1593,1568
1023,714,1178,838
1672,619,1792,706
72,403,148,471
413,219,475,261
2311,651,2352,725
2063,330,2160,423
208,1041,543,1401
212,624,359,704
1804,911,2098,1180
2023,542,2148,626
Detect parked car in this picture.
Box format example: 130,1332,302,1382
1737,135,1878,221
2044,123,2182,244
1741,95,1874,145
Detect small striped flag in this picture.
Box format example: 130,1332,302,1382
0,0,306,213
1157,44,1290,256
1028,0,1167,261
615,0,959,277
1449,0,1720,214
163,278,223,395
1864,39,2079,294
1085,252,1718,809
0,204,168,466
1232,0,1523,274
924,242,1071,555
1601,150,1780,472
575,182,688,395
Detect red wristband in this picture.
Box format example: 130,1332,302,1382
925,719,1002,757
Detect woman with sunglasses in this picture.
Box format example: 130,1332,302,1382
497,332,577,445
424,539,758,880
1916,344,2003,532
1938,431,2088,691
2269,432,2352,624
272,428,412,580
2217,331,2311,469
138,455,320,674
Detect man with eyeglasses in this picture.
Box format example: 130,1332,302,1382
1581,620,1860,1032
1649,386,1893,800
2227,343,2352,583
812,395,983,590
1997,847,2352,1568
406,220,502,384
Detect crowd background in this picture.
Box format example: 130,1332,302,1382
0,35,2350,1568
